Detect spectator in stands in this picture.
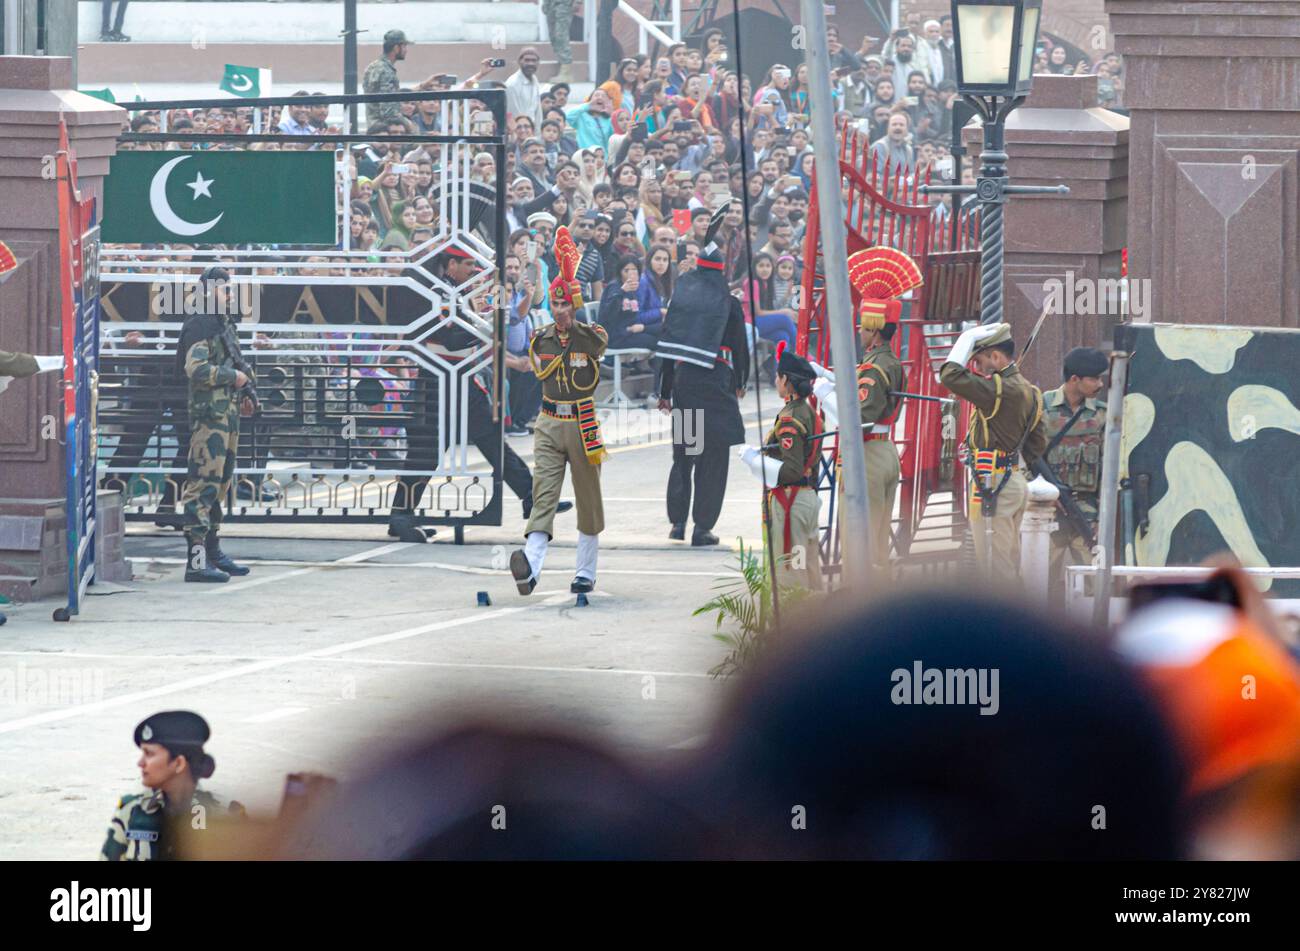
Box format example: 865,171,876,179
868,112,915,173
598,257,662,353
566,88,615,152
505,47,544,127
744,252,797,353
570,211,606,304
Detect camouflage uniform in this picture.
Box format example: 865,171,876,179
764,396,822,590
543,0,574,68
855,342,904,565
1042,386,1105,593
179,323,244,543
99,788,245,861
362,56,401,130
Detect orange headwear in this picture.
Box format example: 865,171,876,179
548,226,585,311
0,240,17,276
847,246,924,332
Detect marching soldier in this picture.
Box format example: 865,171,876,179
656,203,750,547
939,322,1048,583
741,344,824,590
100,710,245,861
177,267,255,583
1042,346,1108,598
0,345,63,624
510,226,608,595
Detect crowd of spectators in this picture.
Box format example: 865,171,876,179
107,16,1126,436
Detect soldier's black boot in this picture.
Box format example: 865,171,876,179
570,576,594,594
185,536,230,583
691,529,719,547
509,549,536,596
521,496,573,519
205,532,250,576
669,523,686,541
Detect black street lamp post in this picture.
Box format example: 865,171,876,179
922,0,1068,325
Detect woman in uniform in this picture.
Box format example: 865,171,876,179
100,710,244,861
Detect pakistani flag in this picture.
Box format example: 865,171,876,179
220,63,272,99
101,151,336,244
81,88,116,104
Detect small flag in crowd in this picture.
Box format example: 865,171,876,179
80,88,116,104
220,63,272,99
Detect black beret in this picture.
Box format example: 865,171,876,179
134,710,210,751
1064,346,1109,380
777,347,816,381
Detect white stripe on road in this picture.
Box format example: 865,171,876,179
240,706,309,724
129,556,726,578
203,541,409,594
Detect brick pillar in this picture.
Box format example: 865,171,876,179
1107,0,1300,327
965,74,1130,387
0,56,126,600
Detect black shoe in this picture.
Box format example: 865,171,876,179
388,514,413,538
691,530,719,547
505,425,530,436
557,500,573,514
509,548,536,596
184,541,230,583
522,498,573,519
399,525,435,543
0,612,6,626
111,30,131,41
668,522,686,541
570,576,594,594
206,539,250,577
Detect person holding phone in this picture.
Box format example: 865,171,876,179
598,257,662,351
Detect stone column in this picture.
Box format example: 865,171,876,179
965,74,1130,387
0,56,127,601
1107,0,1300,328
1020,476,1059,607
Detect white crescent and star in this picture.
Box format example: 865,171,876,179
228,73,253,92
148,155,223,237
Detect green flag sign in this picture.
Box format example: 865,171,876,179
81,88,116,103
220,63,271,99
102,151,336,244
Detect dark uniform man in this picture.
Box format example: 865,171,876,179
939,322,1047,583
389,248,570,542
657,203,750,547
100,711,245,861
0,347,63,624
177,268,254,583
510,227,608,595
741,345,824,590
1042,346,1108,596
362,30,442,132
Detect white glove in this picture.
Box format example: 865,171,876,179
35,355,64,373
812,378,839,430
945,322,1005,368
739,445,784,484
808,359,834,383
0,376,10,395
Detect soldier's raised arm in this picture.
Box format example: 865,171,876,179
938,323,1007,412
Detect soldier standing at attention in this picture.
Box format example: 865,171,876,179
177,267,255,583
100,711,245,861
543,0,577,83
939,322,1047,583
1042,346,1108,598
510,227,609,596
741,344,824,590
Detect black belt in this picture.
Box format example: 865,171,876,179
541,398,578,418
773,477,811,488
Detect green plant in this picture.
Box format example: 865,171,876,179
694,538,810,679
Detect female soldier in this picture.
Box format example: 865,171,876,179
741,344,824,591
100,710,245,860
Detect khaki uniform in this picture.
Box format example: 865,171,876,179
1042,386,1105,595
856,343,904,565
0,350,40,378
525,320,608,538
940,361,1047,582
764,396,823,591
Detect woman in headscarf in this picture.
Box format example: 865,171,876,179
575,147,608,204
678,73,717,130
379,199,418,251
636,176,665,244
370,162,405,234
598,58,641,113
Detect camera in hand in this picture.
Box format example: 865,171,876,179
673,120,693,132
488,58,506,69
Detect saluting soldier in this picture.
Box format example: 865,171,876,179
741,344,824,590
176,267,254,583
510,226,609,596
100,711,245,861
1042,346,1108,597
939,322,1048,582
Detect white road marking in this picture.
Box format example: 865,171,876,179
0,650,716,679
0,604,529,736
203,541,409,595
241,706,309,724
129,556,725,578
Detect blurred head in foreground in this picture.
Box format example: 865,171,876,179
269,724,715,860
683,590,1188,859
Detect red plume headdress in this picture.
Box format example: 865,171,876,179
847,246,924,331
548,226,585,310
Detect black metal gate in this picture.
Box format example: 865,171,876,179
95,90,508,539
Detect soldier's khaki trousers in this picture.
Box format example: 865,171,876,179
525,413,604,538
766,486,822,591
837,439,899,568
1050,526,1094,603
970,467,1027,584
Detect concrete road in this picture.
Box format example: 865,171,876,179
0,398,779,859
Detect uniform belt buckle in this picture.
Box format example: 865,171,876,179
556,403,573,417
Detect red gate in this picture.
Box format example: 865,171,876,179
797,127,981,564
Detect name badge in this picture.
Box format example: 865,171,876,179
127,830,159,842
570,353,588,368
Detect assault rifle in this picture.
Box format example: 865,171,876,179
221,319,261,415
1029,456,1097,550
